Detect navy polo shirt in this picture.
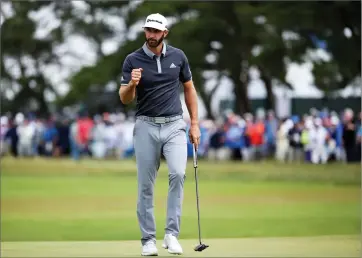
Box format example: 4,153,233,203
121,43,192,117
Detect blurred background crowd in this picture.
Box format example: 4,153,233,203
1,107,360,164
1,1,361,165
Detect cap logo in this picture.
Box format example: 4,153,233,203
147,19,162,24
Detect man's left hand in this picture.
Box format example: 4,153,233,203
189,124,201,149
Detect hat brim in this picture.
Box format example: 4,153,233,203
142,22,167,31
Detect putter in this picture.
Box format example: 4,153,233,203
192,144,209,252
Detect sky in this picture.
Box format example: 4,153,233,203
1,1,360,117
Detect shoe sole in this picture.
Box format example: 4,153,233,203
162,244,182,255
141,253,158,256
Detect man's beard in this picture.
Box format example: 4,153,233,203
147,34,164,48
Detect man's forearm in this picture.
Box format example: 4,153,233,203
184,85,198,125
119,81,137,104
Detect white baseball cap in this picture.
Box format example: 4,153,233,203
142,13,168,31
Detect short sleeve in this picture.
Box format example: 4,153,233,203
121,56,132,86
179,51,192,83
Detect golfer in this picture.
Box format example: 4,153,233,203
119,13,200,256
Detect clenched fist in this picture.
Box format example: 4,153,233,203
131,68,143,86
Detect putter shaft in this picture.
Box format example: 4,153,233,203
193,145,202,244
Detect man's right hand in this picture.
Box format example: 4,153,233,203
131,68,143,86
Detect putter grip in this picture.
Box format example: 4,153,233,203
193,145,197,168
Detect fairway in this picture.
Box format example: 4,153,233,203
2,235,360,257
1,157,360,256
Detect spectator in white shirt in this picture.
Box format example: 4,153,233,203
0,116,9,156
276,119,291,162
113,113,126,159
310,118,329,164
121,116,136,158
17,118,36,157
104,117,118,158
90,115,107,159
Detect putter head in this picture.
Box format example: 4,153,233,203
194,243,209,252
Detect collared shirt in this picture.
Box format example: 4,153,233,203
121,42,192,117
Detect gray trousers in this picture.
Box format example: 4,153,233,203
133,117,187,245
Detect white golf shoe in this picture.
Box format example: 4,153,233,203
141,240,158,256
162,234,183,255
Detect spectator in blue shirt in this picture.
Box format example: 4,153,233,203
265,111,278,157
40,119,58,156
224,118,242,160
5,119,18,157
197,124,209,158
207,124,225,161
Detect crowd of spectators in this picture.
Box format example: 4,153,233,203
1,107,360,164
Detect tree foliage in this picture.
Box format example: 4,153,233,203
1,1,70,114
1,1,360,117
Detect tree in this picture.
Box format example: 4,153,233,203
57,1,133,113
120,2,308,114
64,1,360,117
1,1,68,115
262,1,361,94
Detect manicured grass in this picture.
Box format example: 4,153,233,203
2,236,361,257
1,157,360,241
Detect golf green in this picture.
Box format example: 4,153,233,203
1,157,360,242
2,236,360,257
